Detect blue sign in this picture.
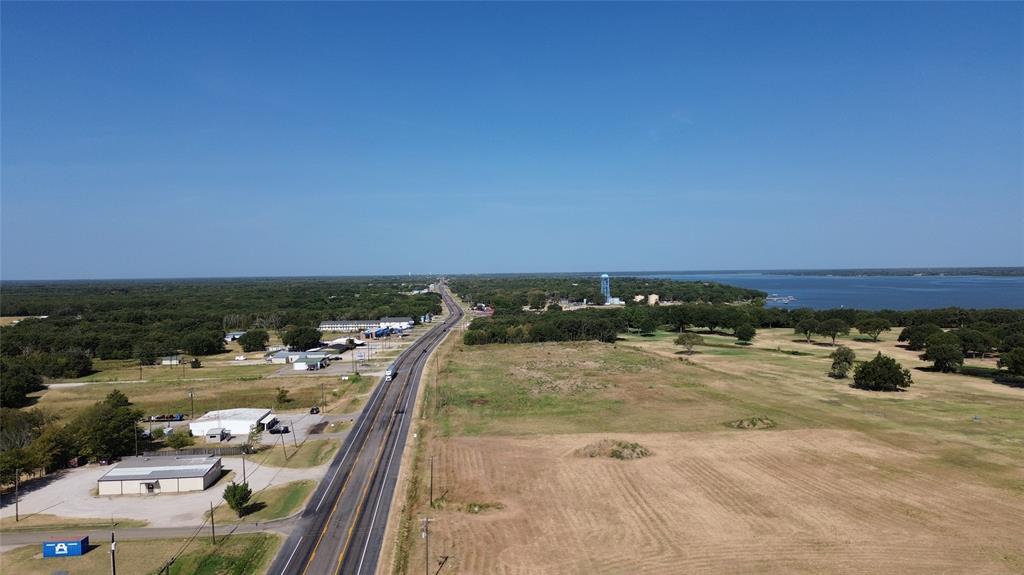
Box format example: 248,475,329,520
42,536,89,558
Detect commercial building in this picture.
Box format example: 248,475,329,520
380,317,414,330
293,356,328,371
188,408,273,437
97,455,222,495
319,319,379,332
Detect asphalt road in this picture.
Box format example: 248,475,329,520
268,284,464,575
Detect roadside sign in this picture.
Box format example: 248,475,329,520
43,536,89,557
356,352,366,360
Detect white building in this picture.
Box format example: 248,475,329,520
160,356,181,366
319,319,379,332
188,408,273,437
380,316,414,330
224,331,246,342
97,455,222,495
293,357,327,371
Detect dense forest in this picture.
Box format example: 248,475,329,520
0,277,442,391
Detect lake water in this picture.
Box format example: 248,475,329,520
643,273,1024,310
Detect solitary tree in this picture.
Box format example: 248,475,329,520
283,326,322,351
817,319,850,346
735,324,756,343
223,481,253,518
997,347,1024,376
238,330,270,352
925,344,964,372
674,332,704,355
856,318,892,342
829,346,856,378
795,319,820,343
853,353,913,391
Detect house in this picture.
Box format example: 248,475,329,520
188,408,274,437
160,356,181,366
97,455,222,495
265,350,292,364
224,331,246,342
380,317,414,330
319,319,380,332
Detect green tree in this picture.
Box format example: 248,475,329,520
898,324,942,351
795,319,820,343
70,390,143,461
923,343,964,373
0,360,45,408
165,428,194,450
997,347,1024,376
282,326,322,351
829,346,856,379
223,481,253,517
853,353,913,391
735,324,756,343
855,318,892,342
953,329,995,358
674,332,704,355
527,290,547,310
637,313,658,335
237,330,270,352
817,319,850,346
181,331,225,356
244,424,263,454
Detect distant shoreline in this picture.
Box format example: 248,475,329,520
1,266,1022,283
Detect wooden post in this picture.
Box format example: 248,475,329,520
210,501,216,544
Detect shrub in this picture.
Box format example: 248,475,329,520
829,345,855,378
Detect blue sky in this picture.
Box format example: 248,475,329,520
2,2,1021,280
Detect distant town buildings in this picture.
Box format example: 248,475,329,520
319,316,414,332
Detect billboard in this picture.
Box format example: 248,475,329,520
42,536,89,557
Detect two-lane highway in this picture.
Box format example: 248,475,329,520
270,284,463,575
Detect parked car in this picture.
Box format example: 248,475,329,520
269,425,290,434
310,406,320,414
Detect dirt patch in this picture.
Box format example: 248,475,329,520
575,439,651,460
728,416,777,429
420,431,1024,574
307,421,328,435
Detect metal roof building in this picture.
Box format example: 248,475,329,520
97,455,222,495
188,408,273,437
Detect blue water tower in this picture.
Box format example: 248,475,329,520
600,274,611,304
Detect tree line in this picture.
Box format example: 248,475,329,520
0,278,442,404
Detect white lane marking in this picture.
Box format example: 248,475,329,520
281,536,304,573
354,316,457,574
314,315,456,512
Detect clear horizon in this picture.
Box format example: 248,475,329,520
3,2,1022,280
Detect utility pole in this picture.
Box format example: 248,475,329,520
321,382,326,411
189,389,195,420
110,530,117,575
13,469,19,522
420,517,434,575
242,452,247,484
134,424,139,456
210,501,216,544
279,432,288,459
291,420,297,448
429,455,434,508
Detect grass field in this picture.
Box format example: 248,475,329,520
0,514,146,532
211,480,315,524
0,532,280,575
252,438,338,468
396,328,1024,574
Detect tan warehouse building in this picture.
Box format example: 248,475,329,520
97,455,222,495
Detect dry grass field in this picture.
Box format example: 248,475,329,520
394,328,1024,574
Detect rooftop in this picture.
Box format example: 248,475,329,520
380,316,413,322
98,455,220,482
192,408,272,424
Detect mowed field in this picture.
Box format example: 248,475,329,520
401,328,1024,574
